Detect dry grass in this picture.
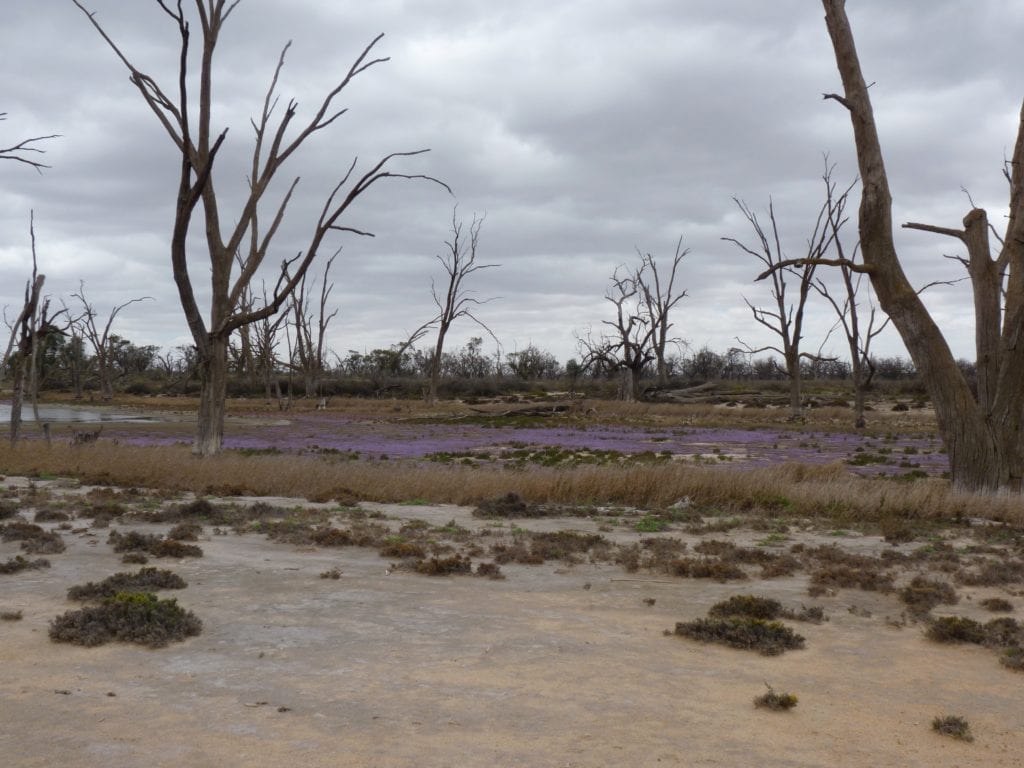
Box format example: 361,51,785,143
0,441,1022,523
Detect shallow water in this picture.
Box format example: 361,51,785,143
0,403,154,424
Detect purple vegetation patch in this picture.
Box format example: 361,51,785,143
100,411,947,478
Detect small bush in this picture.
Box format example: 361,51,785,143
108,530,202,558
167,522,203,541
983,617,1022,648
1,610,23,621
674,617,805,656
34,509,71,523
473,492,543,518
49,592,202,648
931,714,973,742
753,683,798,711
669,558,747,582
319,568,342,580
0,555,51,574
67,568,187,601
926,616,987,644
310,527,354,547
808,565,893,596
980,597,1014,612
413,555,473,576
709,595,784,621
379,538,427,559
121,552,148,565
1000,646,1024,672
899,576,958,617
956,559,1024,586
475,562,505,579
1,521,65,554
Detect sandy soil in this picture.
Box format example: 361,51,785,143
1,491,1021,768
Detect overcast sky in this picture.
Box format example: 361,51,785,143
2,1,1022,368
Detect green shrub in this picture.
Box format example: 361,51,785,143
753,684,798,711
49,592,202,648
926,616,987,644
67,568,187,601
932,715,973,742
674,617,805,656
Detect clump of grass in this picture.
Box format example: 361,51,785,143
926,616,987,644
49,591,202,648
319,568,341,579
673,617,805,656
121,552,148,565
753,683,798,711
1,609,23,621
932,714,973,742
413,555,473,576
66,567,187,601
0,555,51,574
634,515,668,533
1,521,66,554
899,576,959,617
108,530,203,558
981,597,1014,612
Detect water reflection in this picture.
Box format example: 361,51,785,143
0,404,154,424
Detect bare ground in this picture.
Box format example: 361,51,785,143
1,491,1021,767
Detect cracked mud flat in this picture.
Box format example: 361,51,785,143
2,493,1022,768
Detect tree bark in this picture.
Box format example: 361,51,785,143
194,333,229,457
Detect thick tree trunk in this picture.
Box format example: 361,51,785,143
618,368,641,402
426,327,447,405
786,352,802,419
194,334,229,457
823,0,1024,491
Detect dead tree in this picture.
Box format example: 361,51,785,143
287,250,339,398
2,216,64,446
74,0,447,455
71,283,152,401
0,112,58,171
425,210,499,404
636,237,689,386
822,0,1024,492
809,165,890,428
724,194,836,419
577,266,658,402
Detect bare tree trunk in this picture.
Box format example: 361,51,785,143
823,0,1018,491
195,334,229,456
9,360,26,447
787,351,802,418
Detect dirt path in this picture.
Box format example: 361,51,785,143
2,499,1020,767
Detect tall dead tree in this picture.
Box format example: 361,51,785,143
637,237,689,386
725,195,836,419
822,0,1024,491
809,165,889,428
3,217,64,446
425,210,499,404
71,283,152,401
74,1,446,455
287,250,339,397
